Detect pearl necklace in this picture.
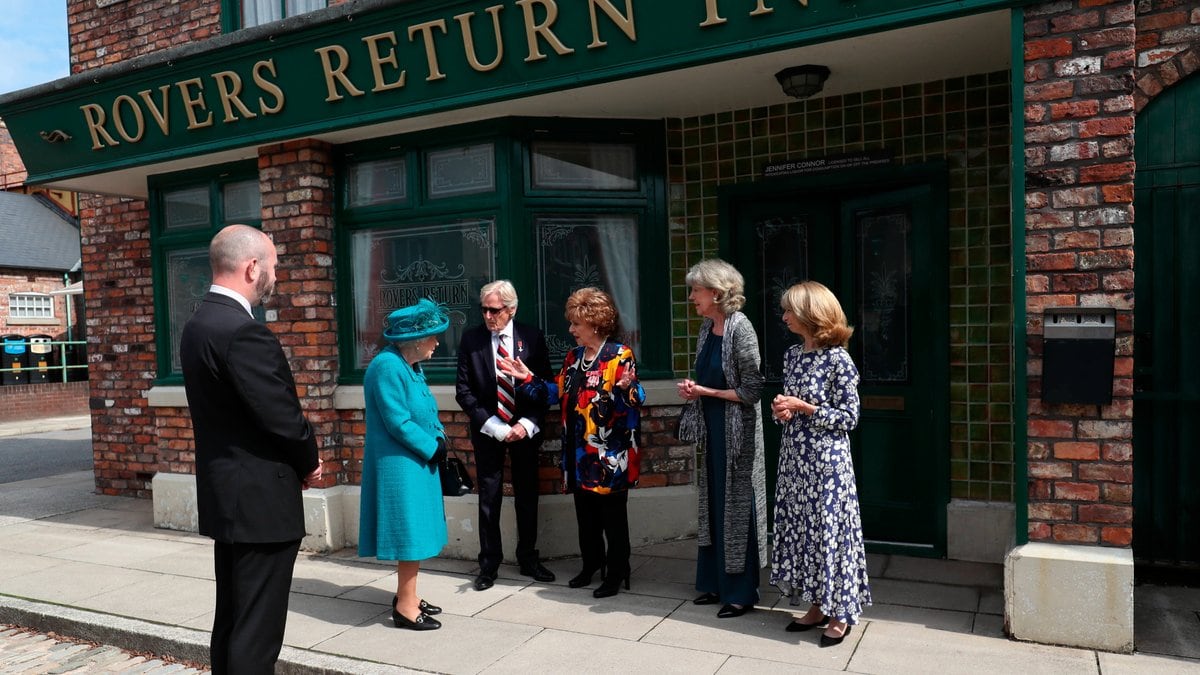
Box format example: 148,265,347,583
580,339,606,370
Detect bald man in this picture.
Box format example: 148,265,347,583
180,224,321,673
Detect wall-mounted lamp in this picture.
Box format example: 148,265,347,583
775,65,831,99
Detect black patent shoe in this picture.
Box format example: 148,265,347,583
785,616,828,632
393,595,441,616
717,603,752,618
820,623,852,647
693,592,720,605
392,609,441,631
473,574,496,591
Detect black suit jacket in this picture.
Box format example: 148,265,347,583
456,321,553,439
180,292,319,544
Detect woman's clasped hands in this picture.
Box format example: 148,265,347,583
771,394,815,424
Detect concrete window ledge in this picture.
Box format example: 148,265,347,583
1004,542,1133,652
152,472,698,558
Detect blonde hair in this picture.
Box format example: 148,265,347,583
780,281,853,348
685,259,746,313
565,287,620,338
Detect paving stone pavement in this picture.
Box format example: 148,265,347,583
0,626,206,673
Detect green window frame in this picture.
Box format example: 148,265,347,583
337,117,668,384
220,0,330,32
150,162,262,383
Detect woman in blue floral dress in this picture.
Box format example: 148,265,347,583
769,281,871,647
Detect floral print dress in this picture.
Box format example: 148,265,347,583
769,344,872,623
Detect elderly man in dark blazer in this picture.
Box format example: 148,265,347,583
456,280,555,590
180,224,321,673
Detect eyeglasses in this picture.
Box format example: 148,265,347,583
481,305,508,315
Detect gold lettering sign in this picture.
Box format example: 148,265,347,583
69,0,827,154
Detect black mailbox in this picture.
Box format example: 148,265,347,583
1042,307,1115,405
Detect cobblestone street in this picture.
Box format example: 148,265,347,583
0,626,205,674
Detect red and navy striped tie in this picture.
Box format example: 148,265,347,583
496,334,515,423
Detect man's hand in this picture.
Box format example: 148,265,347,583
302,462,323,490
504,424,529,442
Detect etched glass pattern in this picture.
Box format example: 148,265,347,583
856,207,911,383
163,186,209,231
427,144,495,199
535,215,640,360
350,219,495,369
531,142,638,191
347,157,407,207
756,216,808,381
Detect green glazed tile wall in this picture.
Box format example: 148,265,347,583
666,71,1014,503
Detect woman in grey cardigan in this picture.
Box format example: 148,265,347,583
676,259,768,619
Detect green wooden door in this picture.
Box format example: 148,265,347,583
731,179,947,554
1133,72,1200,568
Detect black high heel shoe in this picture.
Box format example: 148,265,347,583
392,607,441,631
393,595,441,616
569,563,606,589
592,570,630,598
819,623,851,647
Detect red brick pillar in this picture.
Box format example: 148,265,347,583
1023,1,1136,546
79,196,159,496
258,139,340,487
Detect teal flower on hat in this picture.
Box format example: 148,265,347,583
383,298,450,342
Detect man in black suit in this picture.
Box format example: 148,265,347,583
180,224,321,673
456,280,556,590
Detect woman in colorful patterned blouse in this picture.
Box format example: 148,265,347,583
499,287,644,599
769,281,871,648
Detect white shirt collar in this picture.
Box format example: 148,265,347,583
209,284,254,317
493,321,514,342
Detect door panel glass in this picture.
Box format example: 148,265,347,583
350,219,495,369
166,248,212,373
535,215,639,360
755,216,808,382
222,179,261,224
855,206,911,383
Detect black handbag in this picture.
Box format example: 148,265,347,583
439,453,474,497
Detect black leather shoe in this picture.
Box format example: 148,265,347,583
593,570,629,598
520,562,556,582
392,609,441,631
785,616,828,632
820,623,852,647
693,592,720,605
717,603,752,618
568,567,601,588
393,595,442,616
473,574,496,591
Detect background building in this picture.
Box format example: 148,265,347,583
1,0,1197,652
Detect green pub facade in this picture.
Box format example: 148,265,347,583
3,0,1198,652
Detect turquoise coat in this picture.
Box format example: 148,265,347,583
358,345,447,561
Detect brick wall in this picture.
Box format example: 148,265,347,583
0,382,89,423
0,270,75,337
1023,0,1200,546
80,196,157,497
67,0,220,71
258,139,340,488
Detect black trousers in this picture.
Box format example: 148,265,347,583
573,488,630,577
211,539,301,675
474,435,541,575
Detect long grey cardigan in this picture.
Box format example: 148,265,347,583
690,311,768,574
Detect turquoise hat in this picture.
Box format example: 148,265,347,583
383,298,450,342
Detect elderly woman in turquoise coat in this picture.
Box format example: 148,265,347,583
359,298,450,631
